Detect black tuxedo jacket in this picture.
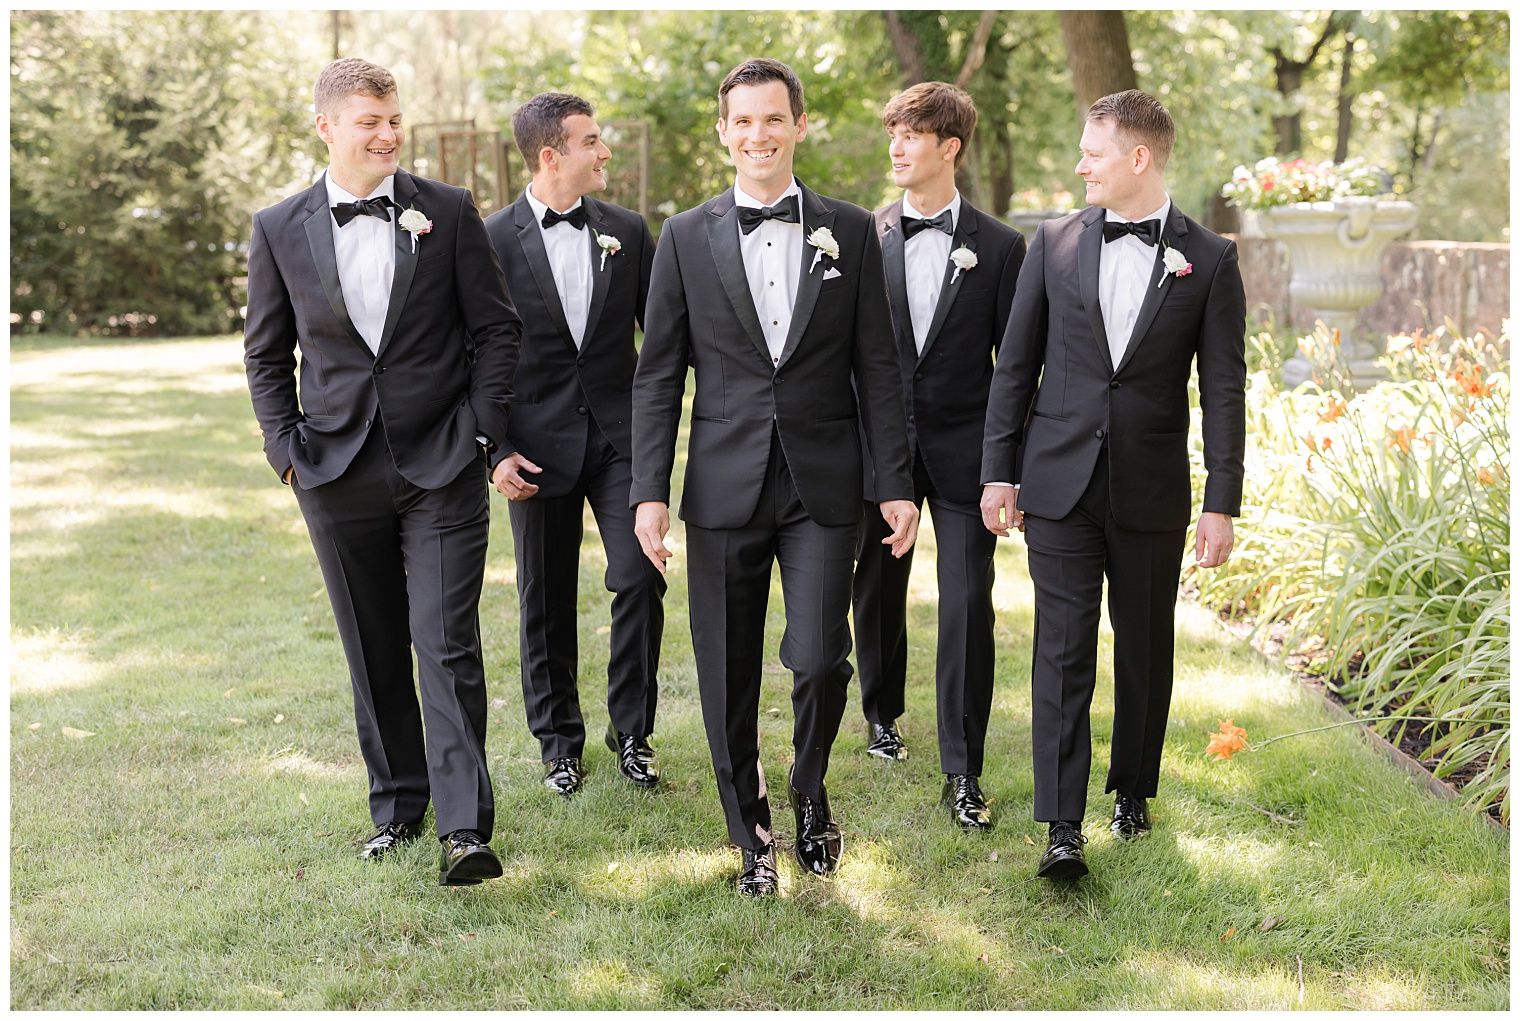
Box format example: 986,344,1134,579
244,169,521,489
865,198,1026,506
631,181,913,529
483,193,654,498
980,202,1246,532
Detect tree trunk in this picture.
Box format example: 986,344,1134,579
1271,13,1342,156
954,10,1000,90
1059,11,1137,117
1333,31,1355,161
883,11,926,88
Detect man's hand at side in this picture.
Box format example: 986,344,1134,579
635,501,672,573
1195,511,1234,568
491,452,542,501
980,484,1023,536
879,500,920,559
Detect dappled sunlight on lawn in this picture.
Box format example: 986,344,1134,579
573,846,734,900
259,747,354,781
11,338,249,393
1117,950,1302,1009
1171,831,1286,884
11,478,290,532
568,958,661,1005
10,627,104,695
831,839,912,920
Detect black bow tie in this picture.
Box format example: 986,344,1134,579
541,205,587,230
737,195,800,234
332,196,393,228
1102,218,1161,246
901,209,953,239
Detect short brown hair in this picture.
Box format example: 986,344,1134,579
1086,89,1175,170
882,81,978,169
513,92,596,173
719,58,804,122
314,58,396,119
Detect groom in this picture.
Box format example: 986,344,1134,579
244,58,521,886
631,58,917,896
980,90,1246,880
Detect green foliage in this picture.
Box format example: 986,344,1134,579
1192,330,1510,820
9,10,319,336
481,11,902,228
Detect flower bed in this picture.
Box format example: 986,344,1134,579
1187,325,1510,821
1222,155,1391,210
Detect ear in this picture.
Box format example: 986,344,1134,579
315,111,333,146
715,117,728,146
1132,144,1152,176
942,135,962,163
794,112,808,143
539,146,559,172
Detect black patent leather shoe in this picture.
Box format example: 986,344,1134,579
788,776,842,876
1111,790,1151,841
940,774,994,832
1036,821,1088,880
438,829,502,886
543,757,585,797
604,724,661,787
737,844,779,898
866,720,909,761
358,819,423,860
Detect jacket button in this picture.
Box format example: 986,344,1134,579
576,406,587,415
913,372,924,381
576,357,585,367
374,365,385,375
1109,381,1119,389
1095,428,1105,439
364,419,372,428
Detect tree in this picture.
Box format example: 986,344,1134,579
1059,11,1137,116
10,11,319,335
1268,11,1344,155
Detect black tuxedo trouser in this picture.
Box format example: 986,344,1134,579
292,420,494,839
1022,446,1186,823
508,416,666,761
853,456,997,775
685,429,860,852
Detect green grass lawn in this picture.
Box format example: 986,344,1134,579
10,335,1508,1009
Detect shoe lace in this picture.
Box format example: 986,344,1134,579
548,758,577,772
1050,823,1087,847
448,829,485,845
952,775,983,799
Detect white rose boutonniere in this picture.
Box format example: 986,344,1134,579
398,207,432,254
950,245,978,283
1160,243,1192,286
596,232,622,271
806,226,840,273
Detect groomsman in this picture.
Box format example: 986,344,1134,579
244,58,520,885
632,58,917,896
981,90,1245,880
484,93,666,797
853,82,1025,834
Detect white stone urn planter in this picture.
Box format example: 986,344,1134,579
1260,197,1418,389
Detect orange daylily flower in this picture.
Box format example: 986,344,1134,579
1322,435,1333,450
1317,398,1348,423
1477,466,1496,485
1387,428,1415,454
1206,719,1252,760
1448,362,1493,399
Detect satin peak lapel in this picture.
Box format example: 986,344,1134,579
879,204,915,362
776,183,835,370
375,171,420,360
302,185,371,357
1115,204,1190,375
582,200,613,347
1077,207,1115,375
515,200,576,351
918,207,980,362
705,191,771,366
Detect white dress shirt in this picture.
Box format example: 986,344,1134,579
734,177,803,366
524,184,593,348
1100,197,1171,368
901,191,961,355
325,171,396,355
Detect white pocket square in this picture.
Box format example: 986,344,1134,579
822,267,842,280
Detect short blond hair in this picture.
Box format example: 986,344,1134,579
314,57,397,119
1087,89,1174,170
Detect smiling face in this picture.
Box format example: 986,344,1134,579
1076,116,1152,216
317,91,403,198
717,80,807,205
887,122,959,194
550,113,612,199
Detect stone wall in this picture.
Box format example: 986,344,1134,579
1232,237,1510,345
